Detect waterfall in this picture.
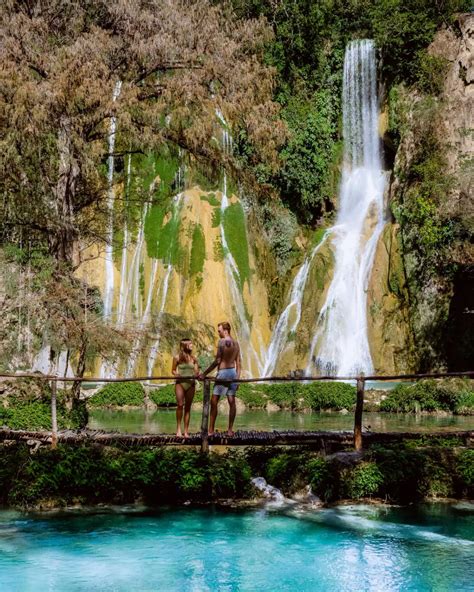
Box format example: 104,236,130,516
262,231,330,376
146,263,174,377
220,174,264,375
117,154,132,327
126,192,183,377
306,40,385,377
216,108,264,374
103,80,122,321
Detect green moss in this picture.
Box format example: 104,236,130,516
211,207,221,228
311,227,328,248
144,196,183,266
222,202,250,288
189,223,206,281
89,382,145,407
213,237,225,261
200,193,220,207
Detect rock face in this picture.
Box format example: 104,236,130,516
367,223,415,374
79,186,273,378
387,13,474,371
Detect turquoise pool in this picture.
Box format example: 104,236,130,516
1,503,473,591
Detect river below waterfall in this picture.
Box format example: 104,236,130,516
88,408,474,435
1,503,473,591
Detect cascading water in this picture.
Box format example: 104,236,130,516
146,263,174,377
100,81,122,378
262,231,330,376
217,111,264,375
103,80,122,321
117,154,132,327
306,40,386,376
127,192,183,377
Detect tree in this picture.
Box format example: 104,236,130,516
0,0,285,267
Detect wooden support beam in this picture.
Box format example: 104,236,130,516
354,376,365,451
200,379,211,453
51,379,58,449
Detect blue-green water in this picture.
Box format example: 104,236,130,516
1,503,473,591
88,408,474,434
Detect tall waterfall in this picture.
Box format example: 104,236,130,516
306,40,385,376
262,231,330,376
217,110,264,375
103,80,122,321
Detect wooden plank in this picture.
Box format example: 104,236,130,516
51,379,58,449
354,377,365,451
200,379,211,453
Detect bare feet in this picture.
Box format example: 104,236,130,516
183,432,189,438
208,432,214,437
227,430,235,437
176,431,182,437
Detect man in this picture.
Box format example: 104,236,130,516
201,321,241,436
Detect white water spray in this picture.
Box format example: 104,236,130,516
117,154,132,327
216,109,263,375
146,263,174,377
263,231,330,376
306,40,386,376
103,80,122,321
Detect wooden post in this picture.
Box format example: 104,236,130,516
200,379,211,453
51,378,58,449
354,375,365,451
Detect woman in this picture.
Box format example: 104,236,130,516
171,338,200,437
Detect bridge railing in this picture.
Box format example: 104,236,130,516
0,370,473,452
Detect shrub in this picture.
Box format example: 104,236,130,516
236,384,267,408
3,445,253,508
303,382,356,411
264,451,308,492
0,392,87,430
263,383,301,409
457,449,474,491
380,379,474,414
307,457,334,501
415,51,448,95
149,384,177,407
454,390,474,415
342,462,384,499
89,382,145,407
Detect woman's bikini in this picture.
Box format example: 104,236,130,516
176,360,195,391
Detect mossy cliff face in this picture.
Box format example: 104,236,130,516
367,223,416,374
387,14,474,371
79,184,272,377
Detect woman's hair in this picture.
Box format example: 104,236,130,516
218,321,231,334
177,338,195,364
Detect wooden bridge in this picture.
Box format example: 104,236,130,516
1,370,473,452
1,427,473,451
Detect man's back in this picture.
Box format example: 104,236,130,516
218,337,240,369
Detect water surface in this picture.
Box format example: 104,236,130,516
1,503,473,591
88,408,474,435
